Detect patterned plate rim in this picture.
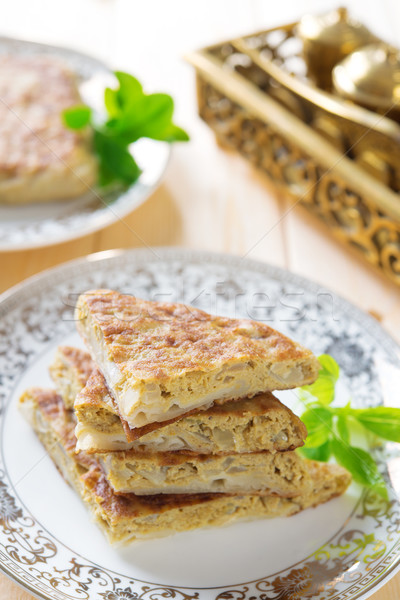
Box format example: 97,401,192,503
1,247,400,600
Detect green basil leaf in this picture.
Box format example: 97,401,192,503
301,406,332,448
94,131,141,186
301,354,340,405
66,71,188,189
114,71,143,110
302,377,335,405
301,406,332,429
353,407,400,442
336,414,350,444
151,123,190,142
331,439,387,499
318,354,340,380
110,93,175,143
303,429,329,449
104,71,189,143
104,88,121,118
63,105,92,129
299,440,331,462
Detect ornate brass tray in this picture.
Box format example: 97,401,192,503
187,20,400,286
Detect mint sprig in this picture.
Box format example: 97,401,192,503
297,354,398,499
63,104,92,129
63,71,189,187
299,353,339,406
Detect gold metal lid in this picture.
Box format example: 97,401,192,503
297,7,378,90
298,7,376,49
333,43,400,112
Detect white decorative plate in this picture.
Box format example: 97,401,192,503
0,38,170,251
1,248,400,600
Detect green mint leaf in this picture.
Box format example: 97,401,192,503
104,88,121,119
109,93,174,143
94,130,141,186
301,377,335,405
137,93,174,139
104,73,144,119
352,407,400,443
301,406,332,448
63,105,92,129
331,439,388,499
300,354,340,405
299,440,331,462
336,414,350,444
65,71,188,189
318,354,340,380
302,406,332,429
152,123,190,142
104,71,189,144
114,71,143,111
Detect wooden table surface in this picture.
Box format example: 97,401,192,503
1,0,400,598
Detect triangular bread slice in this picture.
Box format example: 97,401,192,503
50,346,307,454
19,387,351,545
49,346,95,410
75,290,320,430
99,446,313,496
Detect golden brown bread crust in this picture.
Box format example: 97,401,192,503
100,448,312,496
75,367,117,413
83,459,351,520
19,387,351,544
50,347,223,435
0,55,98,204
49,346,95,410
52,362,311,496
56,346,94,385
52,345,307,454
77,290,317,379
74,367,206,440
19,387,96,471
75,367,230,442
82,468,225,518
75,290,320,428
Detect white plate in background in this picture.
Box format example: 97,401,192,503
0,37,170,251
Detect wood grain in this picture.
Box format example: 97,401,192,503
1,0,400,598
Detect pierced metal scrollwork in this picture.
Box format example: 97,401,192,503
197,76,400,286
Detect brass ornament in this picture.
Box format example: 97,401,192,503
333,43,400,120
187,17,400,287
298,7,378,90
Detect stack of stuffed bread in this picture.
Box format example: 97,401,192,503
19,290,351,544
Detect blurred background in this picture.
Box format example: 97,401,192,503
1,0,400,332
